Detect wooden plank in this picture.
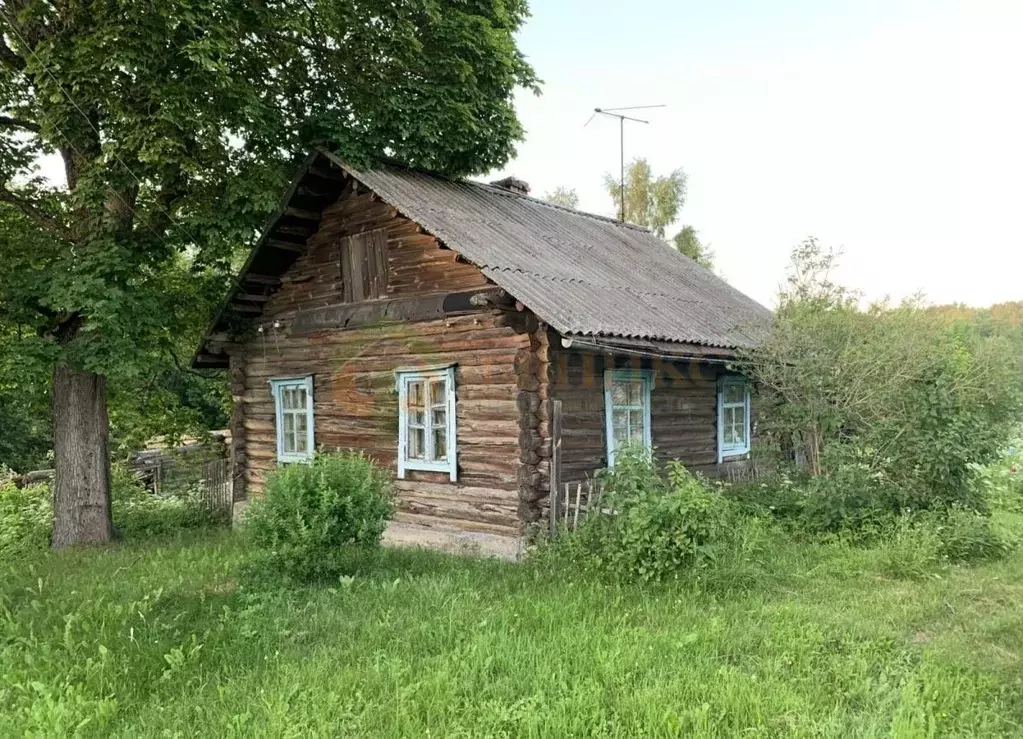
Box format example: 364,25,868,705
229,303,263,314
368,229,389,298
275,223,315,238
266,239,304,253
285,206,322,221
548,398,562,537
288,291,491,335
242,274,282,286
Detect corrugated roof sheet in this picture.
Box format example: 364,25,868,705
328,153,771,349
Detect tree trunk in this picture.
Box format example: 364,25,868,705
51,364,113,548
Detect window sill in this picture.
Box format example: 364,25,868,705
719,448,750,463
400,461,453,475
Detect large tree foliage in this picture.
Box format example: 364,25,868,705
603,158,685,237
0,0,537,546
738,239,1022,513
671,225,713,270
603,158,713,269
542,186,578,209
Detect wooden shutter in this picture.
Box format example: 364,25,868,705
341,228,389,302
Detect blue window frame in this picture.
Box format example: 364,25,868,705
270,376,315,463
604,368,654,466
717,375,751,462
396,365,457,481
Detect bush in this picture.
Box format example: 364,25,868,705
875,515,944,580
724,469,808,520
0,481,51,561
539,447,734,582
973,443,1023,513
797,451,906,533
111,466,222,538
876,507,1016,580
724,454,903,535
737,239,1023,516
243,451,396,584
0,466,220,560
930,507,1016,563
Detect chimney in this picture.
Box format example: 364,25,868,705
489,176,531,195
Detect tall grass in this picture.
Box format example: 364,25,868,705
2,517,1022,737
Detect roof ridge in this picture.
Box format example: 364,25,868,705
337,149,652,233
466,179,652,233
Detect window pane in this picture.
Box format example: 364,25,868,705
283,413,296,453
409,427,426,460
723,382,745,405
626,381,643,407
431,408,446,429
629,410,644,440
610,381,629,406
723,422,736,446
429,379,447,408
295,413,308,452
432,426,447,461
732,420,746,446
281,385,306,411
407,380,424,408
612,409,629,444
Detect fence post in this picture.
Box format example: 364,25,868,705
548,399,563,537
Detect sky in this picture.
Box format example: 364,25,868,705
487,0,1023,309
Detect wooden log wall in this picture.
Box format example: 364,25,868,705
229,356,247,504
512,320,552,523
229,181,533,539
549,347,748,487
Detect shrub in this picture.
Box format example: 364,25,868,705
797,450,906,533
737,239,1023,515
724,468,808,520
973,443,1023,513
111,466,221,539
0,466,220,560
0,481,51,561
875,515,944,580
541,447,734,582
724,453,903,535
875,507,1016,580
929,507,1016,563
244,451,396,583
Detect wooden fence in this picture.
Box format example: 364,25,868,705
550,478,607,534
199,458,233,519
8,442,234,524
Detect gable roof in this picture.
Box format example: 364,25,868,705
194,148,770,368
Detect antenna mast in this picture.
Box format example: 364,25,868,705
587,104,666,222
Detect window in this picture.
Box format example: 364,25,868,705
341,228,389,302
604,369,654,466
717,376,751,461
396,366,457,480
271,376,314,462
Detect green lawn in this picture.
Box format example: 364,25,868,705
2,523,1022,737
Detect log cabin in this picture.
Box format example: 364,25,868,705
193,148,771,557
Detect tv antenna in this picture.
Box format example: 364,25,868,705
586,104,666,221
